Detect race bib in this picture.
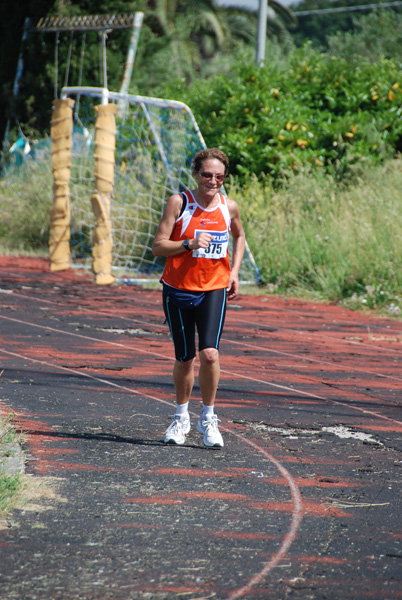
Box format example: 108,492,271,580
192,230,229,259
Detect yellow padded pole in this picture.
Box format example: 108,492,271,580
91,103,117,285
49,98,75,271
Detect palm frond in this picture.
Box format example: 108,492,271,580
200,10,226,47
269,0,297,27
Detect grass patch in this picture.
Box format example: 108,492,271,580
228,157,402,317
0,411,65,526
0,412,26,520
0,158,52,255
0,474,25,519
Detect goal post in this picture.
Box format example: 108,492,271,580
58,85,261,284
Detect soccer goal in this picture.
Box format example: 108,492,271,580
58,86,260,284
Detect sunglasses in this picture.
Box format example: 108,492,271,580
200,171,226,183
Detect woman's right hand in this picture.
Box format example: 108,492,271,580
191,232,213,250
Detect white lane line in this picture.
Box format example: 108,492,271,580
227,433,303,600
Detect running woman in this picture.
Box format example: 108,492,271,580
152,148,245,447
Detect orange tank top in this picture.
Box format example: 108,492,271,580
161,190,231,292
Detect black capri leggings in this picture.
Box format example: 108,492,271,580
163,288,227,362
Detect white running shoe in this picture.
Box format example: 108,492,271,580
197,415,224,448
164,415,191,445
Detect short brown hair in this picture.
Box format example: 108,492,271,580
192,148,229,176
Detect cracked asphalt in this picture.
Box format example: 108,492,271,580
0,256,401,600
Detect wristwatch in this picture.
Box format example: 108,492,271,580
182,239,191,252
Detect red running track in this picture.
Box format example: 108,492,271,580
0,256,401,600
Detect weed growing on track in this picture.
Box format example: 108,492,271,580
0,410,64,524
0,413,26,521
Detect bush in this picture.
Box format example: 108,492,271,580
163,43,402,184
327,10,402,64
0,151,52,254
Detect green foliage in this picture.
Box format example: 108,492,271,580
291,0,402,50
0,413,25,519
129,1,259,92
162,42,402,183
327,9,402,63
0,473,24,519
227,157,402,315
1,0,296,147
0,149,52,253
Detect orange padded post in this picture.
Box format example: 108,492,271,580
49,98,75,271
91,103,117,285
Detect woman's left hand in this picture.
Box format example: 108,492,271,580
227,273,239,301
